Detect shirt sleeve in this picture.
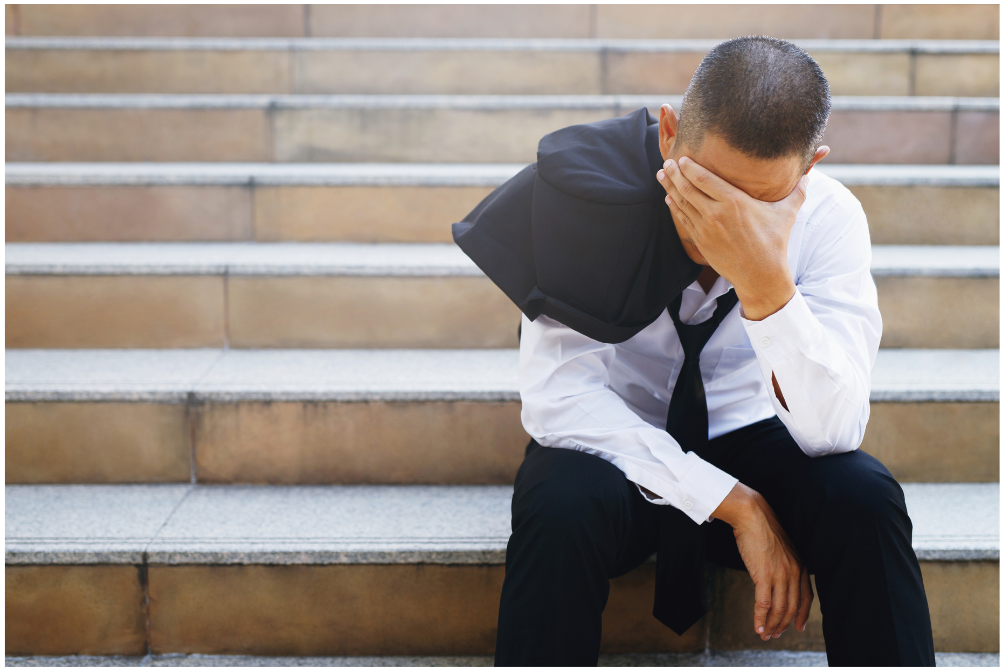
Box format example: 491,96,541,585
739,199,882,457
518,312,738,524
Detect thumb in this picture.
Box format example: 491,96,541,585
782,173,810,210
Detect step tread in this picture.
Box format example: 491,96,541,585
5,653,999,666
7,243,998,278
6,92,999,112
5,483,997,565
7,35,1000,54
7,162,999,187
6,349,998,403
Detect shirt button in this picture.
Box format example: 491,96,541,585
759,336,771,348
683,500,693,510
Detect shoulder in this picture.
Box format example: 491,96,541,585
799,167,865,226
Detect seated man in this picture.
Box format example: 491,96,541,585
490,36,934,666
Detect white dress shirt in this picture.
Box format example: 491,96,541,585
518,168,883,525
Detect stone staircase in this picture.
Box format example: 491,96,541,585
6,4,999,664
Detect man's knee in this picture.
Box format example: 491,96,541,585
511,444,634,545
805,450,911,545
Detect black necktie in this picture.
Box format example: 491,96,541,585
652,287,740,635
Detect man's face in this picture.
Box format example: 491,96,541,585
665,132,811,266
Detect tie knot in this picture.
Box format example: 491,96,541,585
667,289,740,359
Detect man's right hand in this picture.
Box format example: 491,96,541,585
711,482,812,640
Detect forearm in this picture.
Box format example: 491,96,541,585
741,288,878,455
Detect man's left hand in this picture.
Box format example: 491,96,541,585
657,157,807,321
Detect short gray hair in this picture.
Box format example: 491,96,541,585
676,36,831,169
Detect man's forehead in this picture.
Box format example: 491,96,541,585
680,132,802,202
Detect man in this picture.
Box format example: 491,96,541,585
457,36,935,666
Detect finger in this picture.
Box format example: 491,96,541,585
774,567,799,639
676,155,740,202
753,579,771,638
664,159,714,214
795,569,813,632
660,168,694,216
764,579,787,639
665,195,694,233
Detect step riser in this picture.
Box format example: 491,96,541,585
7,184,998,245
6,401,997,484
6,561,996,655
7,49,998,98
7,106,998,164
7,4,999,40
6,275,997,349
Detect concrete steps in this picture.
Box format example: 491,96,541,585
7,163,999,245
5,655,1000,667
7,37,998,97
6,348,998,485
6,483,998,655
6,243,997,349
7,94,998,164
6,4,998,40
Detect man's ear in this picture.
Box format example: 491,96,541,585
804,145,830,174
659,104,679,161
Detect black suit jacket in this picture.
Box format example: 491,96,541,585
452,107,700,344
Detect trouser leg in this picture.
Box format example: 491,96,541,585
494,440,658,666
699,417,935,666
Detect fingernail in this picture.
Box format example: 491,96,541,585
665,195,672,205
657,170,664,181
774,632,781,638
757,626,764,633
665,159,674,169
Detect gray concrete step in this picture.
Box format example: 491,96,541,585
5,655,1000,667
5,348,998,485
6,483,998,655
6,94,998,164
6,37,998,97
6,163,999,245
6,4,998,40
6,242,998,349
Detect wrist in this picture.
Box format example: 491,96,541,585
735,272,796,321
710,482,763,529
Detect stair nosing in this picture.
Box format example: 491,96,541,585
6,162,999,187
6,93,999,112
6,36,999,54
6,482,996,565
5,348,998,404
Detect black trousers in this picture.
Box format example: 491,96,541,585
494,416,935,666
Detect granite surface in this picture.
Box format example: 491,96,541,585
5,654,1000,667
7,163,997,188
8,242,997,278
5,242,483,276
5,349,225,402
6,93,997,112
6,35,999,53
7,349,996,403
6,483,997,565
870,349,1000,401
5,484,193,564
870,245,999,277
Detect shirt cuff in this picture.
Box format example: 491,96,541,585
739,288,822,365
672,455,739,523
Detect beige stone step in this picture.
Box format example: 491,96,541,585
6,163,998,245
6,94,998,164
5,348,998,485
6,4,999,40
6,654,1000,667
6,37,998,97
5,243,998,350
5,483,998,655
